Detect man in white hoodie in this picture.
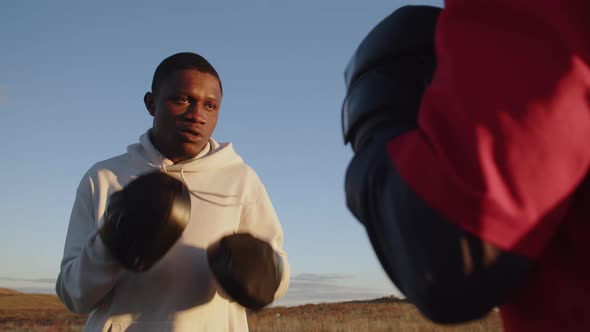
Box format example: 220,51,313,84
55,52,290,331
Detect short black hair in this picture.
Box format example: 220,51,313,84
151,52,222,94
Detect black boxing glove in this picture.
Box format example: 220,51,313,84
342,5,441,153
99,171,191,272
207,233,283,311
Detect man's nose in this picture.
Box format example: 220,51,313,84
184,103,207,123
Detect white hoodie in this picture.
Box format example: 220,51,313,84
56,131,290,332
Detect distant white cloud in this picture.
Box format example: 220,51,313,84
290,273,351,283
0,274,396,308
0,277,56,284
0,277,57,294
273,273,395,307
10,286,55,294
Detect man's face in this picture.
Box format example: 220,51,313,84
145,69,222,163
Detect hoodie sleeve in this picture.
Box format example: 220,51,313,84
237,180,290,300
55,174,125,314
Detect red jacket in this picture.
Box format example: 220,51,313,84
388,1,590,331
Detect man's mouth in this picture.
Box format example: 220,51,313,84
179,128,203,142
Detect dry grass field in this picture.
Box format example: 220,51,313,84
0,288,502,331
0,288,86,331
248,297,502,332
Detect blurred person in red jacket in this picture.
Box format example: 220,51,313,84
341,3,590,331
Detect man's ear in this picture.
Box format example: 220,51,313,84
144,92,155,116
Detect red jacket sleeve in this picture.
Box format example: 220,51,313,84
388,0,590,259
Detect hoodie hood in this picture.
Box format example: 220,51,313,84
127,130,243,173
126,131,246,207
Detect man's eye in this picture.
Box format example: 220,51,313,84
172,97,189,104
205,103,216,110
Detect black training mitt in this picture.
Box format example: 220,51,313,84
99,171,191,272
207,233,283,310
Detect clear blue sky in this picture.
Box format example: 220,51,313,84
0,0,443,306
